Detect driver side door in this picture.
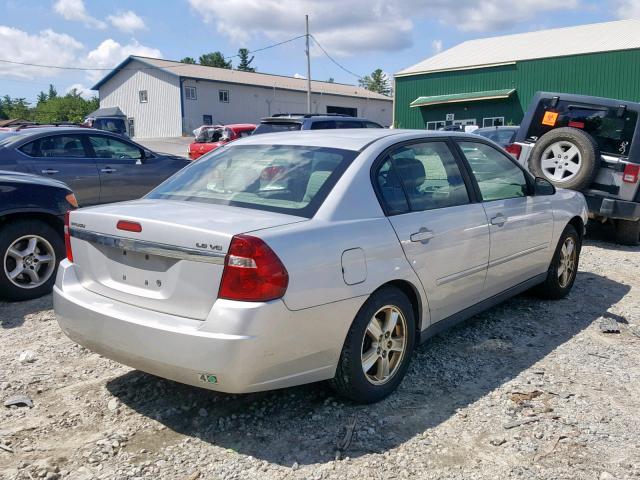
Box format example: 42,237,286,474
86,134,158,203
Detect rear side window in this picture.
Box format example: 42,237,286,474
19,141,37,157
253,122,302,134
148,144,358,217
310,121,337,130
527,99,637,156
375,141,470,214
36,135,88,158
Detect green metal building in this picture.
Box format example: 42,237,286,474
394,19,640,130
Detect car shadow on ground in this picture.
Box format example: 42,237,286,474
107,271,629,466
0,295,52,329
586,221,640,252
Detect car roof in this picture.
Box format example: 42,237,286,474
475,126,519,132
260,115,377,123
233,129,477,151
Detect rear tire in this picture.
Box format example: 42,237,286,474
535,224,581,300
0,220,64,301
332,286,416,403
528,128,598,191
614,219,640,246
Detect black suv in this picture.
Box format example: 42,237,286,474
511,92,640,245
253,113,383,134
0,171,77,300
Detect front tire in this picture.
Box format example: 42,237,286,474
615,219,640,246
332,286,416,403
0,220,64,301
535,224,581,300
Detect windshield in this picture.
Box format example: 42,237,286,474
148,144,358,217
94,118,126,135
196,128,224,143
253,122,303,135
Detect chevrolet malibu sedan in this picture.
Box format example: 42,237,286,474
54,130,588,403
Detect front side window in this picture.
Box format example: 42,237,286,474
148,144,358,217
88,135,142,160
375,141,470,214
219,90,229,103
459,141,529,201
37,135,88,158
139,90,148,103
185,86,197,100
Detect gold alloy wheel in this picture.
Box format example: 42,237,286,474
361,305,408,385
557,236,577,288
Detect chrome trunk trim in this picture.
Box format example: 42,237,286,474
70,228,226,265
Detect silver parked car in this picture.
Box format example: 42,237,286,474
54,130,588,403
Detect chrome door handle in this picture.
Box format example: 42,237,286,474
490,214,507,226
41,169,59,175
100,167,117,174
410,228,435,243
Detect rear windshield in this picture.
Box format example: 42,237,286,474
253,122,302,135
196,128,224,143
94,118,127,135
147,144,358,217
527,99,637,157
475,128,518,147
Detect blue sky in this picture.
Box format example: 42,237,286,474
0,0,637,102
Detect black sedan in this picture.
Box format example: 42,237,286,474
0,171,78,300
0,127,190,206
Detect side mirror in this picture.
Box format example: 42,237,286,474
533,177,555,196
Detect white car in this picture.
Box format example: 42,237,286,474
54,130,588,403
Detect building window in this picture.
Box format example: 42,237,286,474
139,90,148,103
219,90,229,103
483,117,505,127
327,106,357,117
426,121,445,130
185,86,197,100
203,115,213,125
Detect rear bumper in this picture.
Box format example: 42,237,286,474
585,195,640,221
53,260,362,393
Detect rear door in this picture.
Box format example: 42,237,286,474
457,141,554,297
87,134,184,203
17,134,101,206
375,140,490,323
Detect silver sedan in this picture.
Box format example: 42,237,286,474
54,129,588,403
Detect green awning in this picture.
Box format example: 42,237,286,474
410,88,516,108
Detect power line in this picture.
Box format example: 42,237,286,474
0,34,308,73
310,35,363,80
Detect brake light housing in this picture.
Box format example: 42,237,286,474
505,143,522,159
219,235,288,302
64,211,73,262
117,220,142,232
622,164,640,183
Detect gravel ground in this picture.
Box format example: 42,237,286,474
1,227,639,480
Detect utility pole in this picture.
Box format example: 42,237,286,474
305,14,311,114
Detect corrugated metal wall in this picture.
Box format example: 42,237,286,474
394,49,640,129
99,60,182,138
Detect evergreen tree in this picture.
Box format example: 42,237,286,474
237,48,256,72
180,57,196,64
198,52,232,69
47,84,58,100
358,69,391,96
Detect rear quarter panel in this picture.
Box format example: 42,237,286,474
549,188,588,252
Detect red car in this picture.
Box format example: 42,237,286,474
188,124,256,160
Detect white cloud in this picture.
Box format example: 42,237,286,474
0,26,83,79
293,73,306,79
188,0,581,56
53,0,107,29
84,39,162,82
66,83,95,99
107,11,146,33
611,0,640,18
432,39,443,54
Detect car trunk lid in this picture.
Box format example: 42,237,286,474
68,199,305,320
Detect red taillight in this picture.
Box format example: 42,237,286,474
117,220,142,232
64,211,73,262
622,164,640,183
505,143,522,159
218,235,288,302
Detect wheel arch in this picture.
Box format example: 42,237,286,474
0,211,64,236
374,279,425,333
567,215,585,243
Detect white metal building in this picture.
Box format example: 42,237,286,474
92,56,393,139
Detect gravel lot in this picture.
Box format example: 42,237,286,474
1,226,639,480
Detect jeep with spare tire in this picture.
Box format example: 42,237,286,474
509,92,640,245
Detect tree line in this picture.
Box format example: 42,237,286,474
181,49,391,96
0,84,99,125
